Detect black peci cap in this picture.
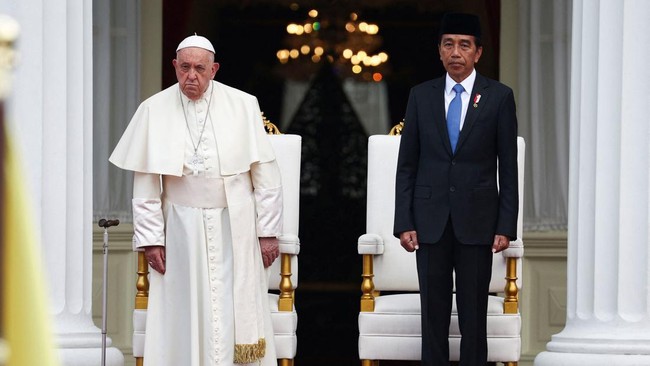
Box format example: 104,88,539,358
438,12,482,39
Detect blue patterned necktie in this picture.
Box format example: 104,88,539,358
447,83,465,153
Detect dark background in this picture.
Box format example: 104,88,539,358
160,1,500,364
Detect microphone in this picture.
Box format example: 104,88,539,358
98,219,120,228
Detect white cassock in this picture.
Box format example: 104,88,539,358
110,81,282,366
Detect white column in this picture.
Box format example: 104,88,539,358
3,0,124,364
535,0,650,364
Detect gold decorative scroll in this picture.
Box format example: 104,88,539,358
262,112,282,135
389,119,404,136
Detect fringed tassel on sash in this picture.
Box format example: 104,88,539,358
234,338,266,364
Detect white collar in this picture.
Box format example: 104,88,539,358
445,69,476,95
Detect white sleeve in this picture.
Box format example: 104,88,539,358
251,160,283,238
132,172,165,249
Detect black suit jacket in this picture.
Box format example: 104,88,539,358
393,73,518,245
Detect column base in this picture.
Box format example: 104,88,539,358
535,351,650,366
59,347,124,366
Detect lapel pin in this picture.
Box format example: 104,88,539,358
473,93,481,108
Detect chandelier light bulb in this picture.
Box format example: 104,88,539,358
277,7,390,81
359,22,368,32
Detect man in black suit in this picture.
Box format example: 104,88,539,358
393,13,519,366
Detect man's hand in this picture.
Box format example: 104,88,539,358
145,245,166,274
492,234,510,253
399,230,419,252
259,237,280,268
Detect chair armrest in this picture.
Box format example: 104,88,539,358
358,233,384,255
278,234,300,255
358,235,383,312
502,238,524,258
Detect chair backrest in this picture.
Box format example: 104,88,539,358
366,135,525,293
267,134,302,290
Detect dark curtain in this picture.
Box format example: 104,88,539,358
286,61,368,283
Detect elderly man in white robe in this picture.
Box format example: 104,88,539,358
110,35,282,366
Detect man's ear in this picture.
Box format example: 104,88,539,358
212,62,220,78
474,47,483,63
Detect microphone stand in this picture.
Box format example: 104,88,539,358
98,218,119,366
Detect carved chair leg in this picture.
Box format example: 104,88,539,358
135,357,143,366
278,359,293,366
503,362,518,366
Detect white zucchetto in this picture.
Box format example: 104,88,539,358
176,34,215,54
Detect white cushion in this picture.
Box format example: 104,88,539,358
358,233,384,255
358,335,521,362
132,309,147,357
267,134,301,293
269,134,301,236
502,238,524,258
359,294,520,337
278,234,300,255
273,335,298,359
268,293,298,359
358,294,521,362
366,136,420,292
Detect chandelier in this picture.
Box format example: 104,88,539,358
275,8,390,82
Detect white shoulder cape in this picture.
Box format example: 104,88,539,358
109,81,275,176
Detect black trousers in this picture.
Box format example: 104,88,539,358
416,219,493,366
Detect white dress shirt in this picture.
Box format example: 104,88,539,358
444,68,477,130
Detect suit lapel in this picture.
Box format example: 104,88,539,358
430,78,453,155
456,74,489,154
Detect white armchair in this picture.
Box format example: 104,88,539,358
132,117,301,366
266,131,302,366
358,133,525,365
